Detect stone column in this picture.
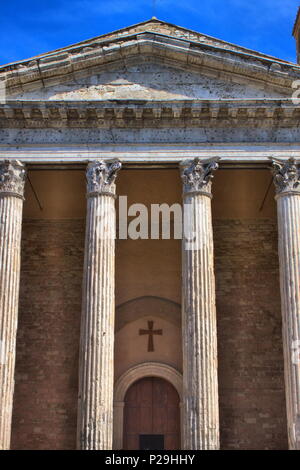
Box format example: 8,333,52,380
77,159,121,450
180,157,220,450
0,160,26,450
271,157,300,450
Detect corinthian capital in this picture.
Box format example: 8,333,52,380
0,160,26,199
86,159,122,197
180,157,220,197
271,158,300,195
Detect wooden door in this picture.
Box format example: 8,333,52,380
123,377,180,450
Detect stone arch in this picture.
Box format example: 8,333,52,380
113,362,183,449
115,296,181,332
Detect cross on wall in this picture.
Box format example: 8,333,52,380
139,320,162,352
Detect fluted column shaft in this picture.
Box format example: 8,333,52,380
0,160,26,450
180,158,220,450
77,159,121,450
271,158,300,450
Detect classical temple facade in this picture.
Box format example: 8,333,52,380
0,15,300,450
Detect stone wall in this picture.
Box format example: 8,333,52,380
11,219,84,450
214,219,287,450
10,216,287,449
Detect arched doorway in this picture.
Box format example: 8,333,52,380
123,377,180,450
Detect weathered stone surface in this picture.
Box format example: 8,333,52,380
9,216,288,450
180,158,220,450
1,17,298,97
214,218,287,450
86,159,121,197
271,158,300,450
0,160,26,450
10,63,290,101
1,99,296,131
181,157,219,195
8,164,288,450
0,16,298,451
12,219,85,450
0,19,299,161
2,125,300,149
272,158,300,195
77,160,121,450
0,161,26,198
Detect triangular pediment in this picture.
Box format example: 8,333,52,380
8,60,292,101
5,18,294,66
1,18,300,100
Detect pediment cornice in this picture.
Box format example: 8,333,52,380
0,98,299,128
1,31,300,95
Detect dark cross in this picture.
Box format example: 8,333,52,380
139,321,162,352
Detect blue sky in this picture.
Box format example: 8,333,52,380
0,0,299,65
